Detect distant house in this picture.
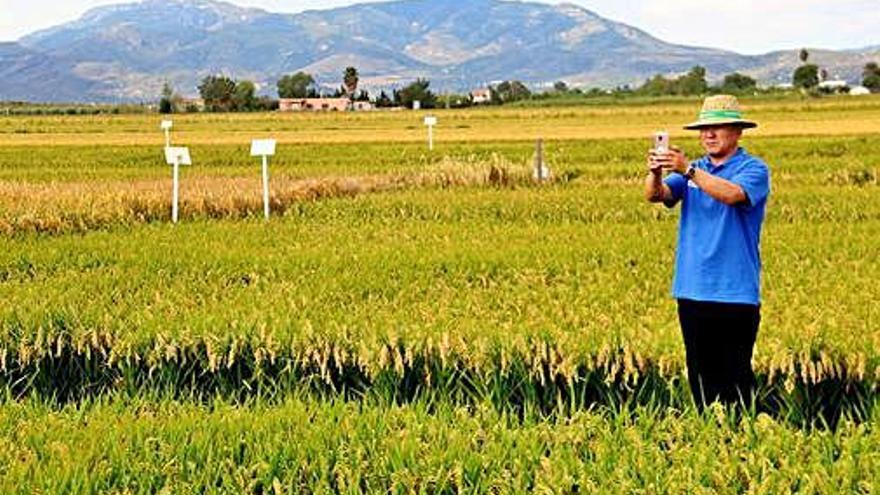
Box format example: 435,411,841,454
278,97,351,112
180,98,205,111
816,80,851,95
352,101,374,111
818,80,849,90
849,86,871,96
470,88,492,104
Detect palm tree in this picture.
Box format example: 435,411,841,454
343,67,359,99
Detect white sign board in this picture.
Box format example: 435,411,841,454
250,139,277,157
160,120,173,130
165,146,191,166
424,116,437,126
413,100,421,110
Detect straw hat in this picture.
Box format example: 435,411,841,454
684,95,758,130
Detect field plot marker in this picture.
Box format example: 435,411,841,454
164,146,191,223
250,139,277,220
533,138,552,182
424,115,437,151
160,120,173,148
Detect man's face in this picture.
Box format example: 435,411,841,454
699,125,743,158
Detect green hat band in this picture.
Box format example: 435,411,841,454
699,109,743,120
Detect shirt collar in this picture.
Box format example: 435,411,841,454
701,147,745,170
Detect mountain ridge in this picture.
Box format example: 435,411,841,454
5,0,879,102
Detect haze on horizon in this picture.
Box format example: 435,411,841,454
1,0,878,55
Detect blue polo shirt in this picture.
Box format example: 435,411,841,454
663,148,770,305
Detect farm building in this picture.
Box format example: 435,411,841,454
279,98,351,112
180,98,206,111
818,80,849,93
470,88,492,104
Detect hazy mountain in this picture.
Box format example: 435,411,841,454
6,0,880,102
748,48,880,85
0,42,110,101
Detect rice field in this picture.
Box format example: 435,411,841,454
1,95,879,492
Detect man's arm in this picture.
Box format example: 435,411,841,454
654,147,748,206
644,169,673,203
645,151,681,206
688,169,747,206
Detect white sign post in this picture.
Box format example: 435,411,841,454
164,147,191,224
424,115,437,151
250,139,277,220
160,120,173,148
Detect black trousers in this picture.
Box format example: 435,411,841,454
677,299,760,408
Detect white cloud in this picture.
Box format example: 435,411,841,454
2,0,878,54
572,0,880,54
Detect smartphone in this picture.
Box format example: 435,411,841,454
653,131,669,153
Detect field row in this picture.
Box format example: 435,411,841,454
0,396,877,493
2,186,878,393
1,135,878,184
2,96,880,146
1,136,876,236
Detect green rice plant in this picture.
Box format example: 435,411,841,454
0,395,876,493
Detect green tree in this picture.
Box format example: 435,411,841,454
394,79,436,109
553,81,569,93
198,75,237,112
159,82,176,114
374,90,394,108
864,62,880,92
638,74,674,97
492,80,532,103
793,64,820,89
253,96,279,111
343,67,359,98
636,66,707,96
277,72,314,99
233,80,257,111
720,72,757,93
676,66,708,95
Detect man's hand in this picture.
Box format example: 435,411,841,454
651,146,689,175
645,149,672,203
646,149,663,176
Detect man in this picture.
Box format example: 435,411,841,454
644,95,771,408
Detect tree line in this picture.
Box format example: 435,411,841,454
160,56,880,113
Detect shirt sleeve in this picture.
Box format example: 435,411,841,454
663,173,687,207
730,160,770,209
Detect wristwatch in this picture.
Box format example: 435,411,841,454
684,164,698,180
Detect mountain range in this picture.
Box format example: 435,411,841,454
2,0,878,102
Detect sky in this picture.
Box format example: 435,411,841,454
2,0,878,55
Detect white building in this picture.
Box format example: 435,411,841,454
818,80,849,91
849,86,872,96
470,88,492,104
